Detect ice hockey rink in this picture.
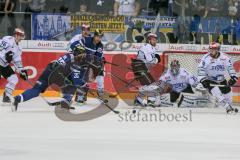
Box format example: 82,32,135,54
0,97,240,160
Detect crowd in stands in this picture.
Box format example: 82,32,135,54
1,0,240,42
0,0,239,18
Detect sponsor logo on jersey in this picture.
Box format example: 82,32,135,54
211,65,225,71
173,83,184,88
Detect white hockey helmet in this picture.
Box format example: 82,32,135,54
81,23,90,30
14,28,25,39
209,42,220,50
147,33,157,40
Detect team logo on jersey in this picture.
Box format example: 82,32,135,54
173,83,184,88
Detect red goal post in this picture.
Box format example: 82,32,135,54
162,50,240,104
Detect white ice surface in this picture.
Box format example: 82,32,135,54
0,97,240,160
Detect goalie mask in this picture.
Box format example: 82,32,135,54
170,60,180,76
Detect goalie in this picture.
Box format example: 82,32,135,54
198,42,238,114
134,60,203,108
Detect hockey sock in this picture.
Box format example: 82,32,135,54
21,87,42,102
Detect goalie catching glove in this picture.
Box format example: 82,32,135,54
228,76,238,86
19,69,28,80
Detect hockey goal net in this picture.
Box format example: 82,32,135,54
162,51,240,104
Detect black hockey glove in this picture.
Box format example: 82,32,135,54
154,54,161,63
228,76,238,86
200,79,210,88
5,51,13,63
19,69,28,81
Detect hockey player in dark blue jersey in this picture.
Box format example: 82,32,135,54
12,45,103,111
69,29,105,104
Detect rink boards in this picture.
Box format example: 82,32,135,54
0,41,239,103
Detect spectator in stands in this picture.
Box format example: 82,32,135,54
148,0,168,16
228,0,240,18
179,0,205,17
114,0,140,16
19,0,29,12
0,0,17,34
76,4,93,15
94,0,114,15
24,0,46,13
73,0,94,15
21,0,45,39
203,0,228,17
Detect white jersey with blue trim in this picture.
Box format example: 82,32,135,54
160,68,198,93
197,52,236,83
67,34,90,52
136,43,157,64
0,36,23,71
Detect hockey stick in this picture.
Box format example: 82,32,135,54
210,84,240,87
105,71,140,98
75,87,120,114
47,86,120,114
87,89,120,114
104,61,133,71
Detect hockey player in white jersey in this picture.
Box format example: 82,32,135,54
198,42,238,113
136,33,160,68
132,33,161,105
68,23,91,51
158,60,199,107
132,33,160,85
0,28,28,103
134,60,198,107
